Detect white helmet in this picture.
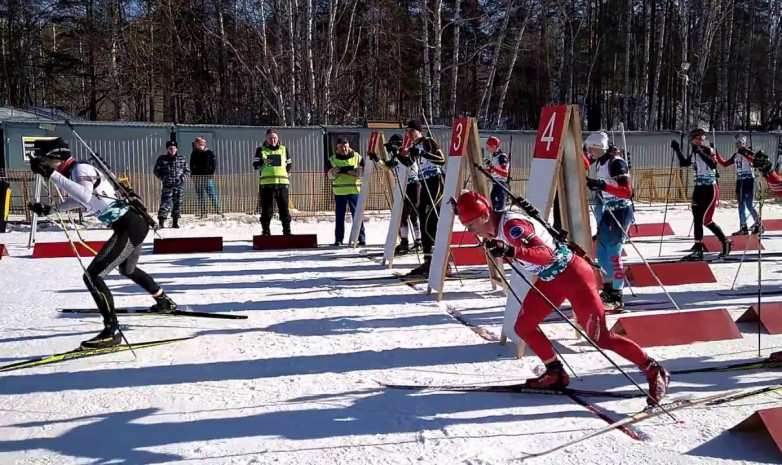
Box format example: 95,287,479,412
585,132,609,150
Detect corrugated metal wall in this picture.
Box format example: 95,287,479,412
2,119,782,215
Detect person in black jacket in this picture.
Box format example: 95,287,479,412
190,136,223,218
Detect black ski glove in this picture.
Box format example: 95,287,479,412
408,146,422,158
585,177,607,191
752,150,773,176
367,151,379,163
670,139,680,151
485,239,515,258
30,157,54,178
28,203,51,216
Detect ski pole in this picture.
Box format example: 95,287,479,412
619,122,639,236
483,248,676,418
659,149,676,257
596,192,680,311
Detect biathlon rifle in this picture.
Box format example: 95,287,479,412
64,121,159,231
472,163,596,266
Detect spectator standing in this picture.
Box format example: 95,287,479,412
154,141,190,228
190,136,223,218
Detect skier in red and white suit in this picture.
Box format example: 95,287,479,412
455,190,669,403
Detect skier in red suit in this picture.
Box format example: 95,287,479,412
455,190,669,403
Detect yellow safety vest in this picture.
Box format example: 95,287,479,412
330,152,362,195
259,145,289,186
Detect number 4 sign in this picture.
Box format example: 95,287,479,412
534,105,569,159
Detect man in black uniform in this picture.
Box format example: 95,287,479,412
400,120,445,276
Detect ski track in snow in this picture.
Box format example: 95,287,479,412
2,205,782,464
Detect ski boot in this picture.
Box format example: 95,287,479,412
413,239,422,251
261,229,271,236
681,243,704,261
751,223,765,235
395,238,410,255
150,292,178,314
407,255,432,276
523,360,570,389
733,225,749,236
81,321,121,350
172,218,180,229
718,239,733,259
332,241,343,247
282,228,292,236
598,284,613,305
357,240,366,246
643,358,670,406
605,290,625,312
158,218,166,229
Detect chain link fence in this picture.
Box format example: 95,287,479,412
1,163,775,221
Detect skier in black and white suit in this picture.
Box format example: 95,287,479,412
27,137,178,349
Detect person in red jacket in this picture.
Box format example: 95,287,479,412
455,190,669,403
484,136,511,211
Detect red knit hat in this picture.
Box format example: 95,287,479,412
456,190,491,224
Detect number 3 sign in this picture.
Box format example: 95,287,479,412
534,105,568,160
449,117,470,156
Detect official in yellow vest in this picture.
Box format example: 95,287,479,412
253,129,292,235
326,138,365,246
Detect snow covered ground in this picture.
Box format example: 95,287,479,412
2,203,782,464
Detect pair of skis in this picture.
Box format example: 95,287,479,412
0,336,192,373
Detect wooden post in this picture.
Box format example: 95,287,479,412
427,117,506,300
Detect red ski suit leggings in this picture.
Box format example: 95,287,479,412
514,255,649,367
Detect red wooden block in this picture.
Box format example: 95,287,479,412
625,260,716,287
627,223,674,238
593,241,627,256
702,234,763,252
153,237,223,254
737,303,782,334
732,407,782,458
0,244,8,259
253,234,318,250
32,241,105,258
611,308,742,347
450,246,488,266
763,219,782,231
450,231,479,246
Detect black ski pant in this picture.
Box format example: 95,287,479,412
85,211,159,325
692,183,726,242
400,181,421,241
259,185,291,234
418,175,444,255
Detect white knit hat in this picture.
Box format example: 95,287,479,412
585,132,609,150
